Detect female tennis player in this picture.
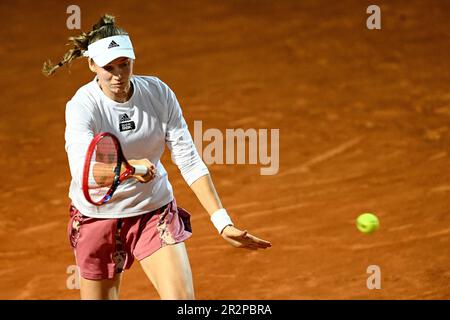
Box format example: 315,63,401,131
43,14,271,300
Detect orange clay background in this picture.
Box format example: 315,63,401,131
0,0,449,299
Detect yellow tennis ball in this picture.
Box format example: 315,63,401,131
356,213,379,234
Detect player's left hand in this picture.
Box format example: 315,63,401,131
128,159,157,183
221,225,272,250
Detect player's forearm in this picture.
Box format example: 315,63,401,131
189,174,223,217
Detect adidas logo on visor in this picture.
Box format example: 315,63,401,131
108,40,120,49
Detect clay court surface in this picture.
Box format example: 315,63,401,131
1,0,449,299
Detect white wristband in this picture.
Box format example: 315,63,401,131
210,209,233,234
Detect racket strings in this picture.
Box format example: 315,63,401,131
87,136,120,202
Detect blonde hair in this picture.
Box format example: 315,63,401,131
42,14,128,76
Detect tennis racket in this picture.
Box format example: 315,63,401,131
82,132,148,206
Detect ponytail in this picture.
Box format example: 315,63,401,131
42,14,128,76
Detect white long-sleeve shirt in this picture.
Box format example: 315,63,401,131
65,75,209,218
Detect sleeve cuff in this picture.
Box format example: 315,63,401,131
184,165,210,186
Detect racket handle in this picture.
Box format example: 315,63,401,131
133,165,149,175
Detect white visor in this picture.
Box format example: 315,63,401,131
84,35,135,67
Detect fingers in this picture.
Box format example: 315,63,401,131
135,175,147,183
227,230,271,246
223,230,272,250
246,234,272,247
240,235,271,249
129,159,158,183
138,171,156,183
220,223,272,250
139,161,155,177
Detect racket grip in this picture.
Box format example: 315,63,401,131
133,164,149,175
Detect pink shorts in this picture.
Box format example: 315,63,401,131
67,198,192,280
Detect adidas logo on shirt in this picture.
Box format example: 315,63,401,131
119,113,131,122
108,40,120,49
119,113,135,132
